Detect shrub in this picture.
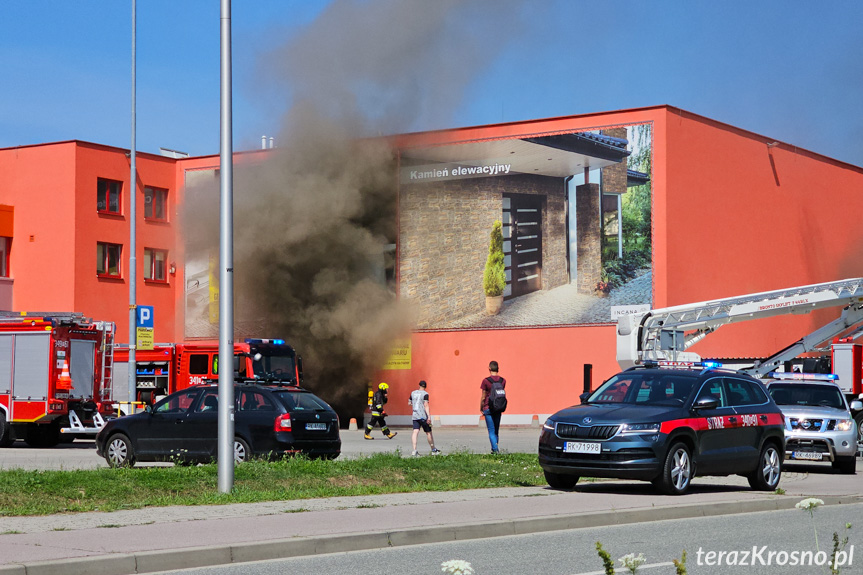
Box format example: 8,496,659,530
483,220,505,297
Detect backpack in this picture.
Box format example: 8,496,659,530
487,377,507,413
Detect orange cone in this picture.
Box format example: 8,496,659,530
57,359,73,390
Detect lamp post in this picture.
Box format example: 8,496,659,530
217,0,235,494
128,0,137,408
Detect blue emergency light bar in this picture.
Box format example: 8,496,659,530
767,372,838,381
245,338,285,345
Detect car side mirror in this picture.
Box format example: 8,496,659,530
144,404,153,414
692,396,719,410
850,400,863,411
579,392,591,404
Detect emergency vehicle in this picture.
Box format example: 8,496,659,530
112,338,303,413
616,277,863,444
0,312,115,447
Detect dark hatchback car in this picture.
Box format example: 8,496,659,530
96,383,341,467
539,363,785,494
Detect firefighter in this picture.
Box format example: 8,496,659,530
365,382,397,440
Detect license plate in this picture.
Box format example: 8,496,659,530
563,441,601,454
792,451,823,461
305,423,327,431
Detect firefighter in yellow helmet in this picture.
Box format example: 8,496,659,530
365,382,397,440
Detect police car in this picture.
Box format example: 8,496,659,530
538,362,785,495
765,372,859,474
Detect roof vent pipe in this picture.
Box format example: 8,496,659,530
261,135,267,150
269,137,274,149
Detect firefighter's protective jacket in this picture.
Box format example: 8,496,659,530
371,390,388,417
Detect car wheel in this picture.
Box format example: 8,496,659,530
543,470,579,490
0,411,12,447
747,443,781,490
233,437,251,464
832,455,856,475
855,414,863,453
105,434,136,468
656,442,693,495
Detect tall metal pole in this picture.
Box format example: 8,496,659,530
128,0,137,409
217,0,235,493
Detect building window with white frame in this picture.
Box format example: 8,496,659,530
97,242,122,278
144,248,168,282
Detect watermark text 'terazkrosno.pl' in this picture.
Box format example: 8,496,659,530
696,546,854,569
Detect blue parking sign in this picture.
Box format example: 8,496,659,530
137,305,154,328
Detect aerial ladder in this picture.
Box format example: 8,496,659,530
616,277,863,376
616,277,863,437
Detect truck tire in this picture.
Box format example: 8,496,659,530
832,456,857,475
24,423,61,448
0,412,12,447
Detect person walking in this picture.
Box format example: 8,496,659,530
480,360,506,453
409,380,441,456
365,382,397,440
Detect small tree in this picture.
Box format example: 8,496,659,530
483,220,505,297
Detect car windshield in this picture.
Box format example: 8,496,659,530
251,354,296,382
588,372,697,406
768,383,845,409
273,391,330,411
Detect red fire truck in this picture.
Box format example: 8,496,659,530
0,312,116,447
112,338,303,413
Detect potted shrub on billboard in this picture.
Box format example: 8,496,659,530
483,220,505,314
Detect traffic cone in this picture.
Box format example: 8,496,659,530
348,418,358,431
57,360,73,390
478,415,485,428
531,414,540,428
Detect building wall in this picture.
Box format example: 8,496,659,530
0,142,78,311
661,108,863,360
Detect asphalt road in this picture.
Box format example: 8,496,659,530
0,426,544,470
148,503,863,575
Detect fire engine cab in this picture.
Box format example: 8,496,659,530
0,312,115,447
112,338,303,412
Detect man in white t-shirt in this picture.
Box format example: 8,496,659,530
409,380,441,456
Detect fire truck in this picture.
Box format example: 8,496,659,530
111,338,303,413
616,277,863,443
0,312,116,447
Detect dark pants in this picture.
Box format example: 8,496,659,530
366,415,392,436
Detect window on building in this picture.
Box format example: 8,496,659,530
144,187,168,221
96,242,122,278
144,248,168,282
0,237,9,278
97,179,123,215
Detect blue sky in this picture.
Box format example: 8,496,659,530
2,1,862,165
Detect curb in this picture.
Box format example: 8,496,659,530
1,495,860,575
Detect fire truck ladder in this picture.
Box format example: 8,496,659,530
98,322,116,403
618,278,863,367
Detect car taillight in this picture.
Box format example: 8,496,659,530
274,413,292,433
97,402,114,415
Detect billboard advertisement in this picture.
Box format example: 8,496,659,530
398,123,653,330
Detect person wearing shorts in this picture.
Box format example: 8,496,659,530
409,380,441,456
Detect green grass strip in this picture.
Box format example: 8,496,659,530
0,452,545,516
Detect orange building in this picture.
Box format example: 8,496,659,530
2,106,863,425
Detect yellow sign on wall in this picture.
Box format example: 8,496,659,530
382,339,411,370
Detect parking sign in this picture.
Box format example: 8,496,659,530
137,305,154,328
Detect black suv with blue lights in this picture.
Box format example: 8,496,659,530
538,362,785,494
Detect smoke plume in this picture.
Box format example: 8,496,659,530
184,0,534,422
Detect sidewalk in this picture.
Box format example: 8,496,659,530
1,465,861,575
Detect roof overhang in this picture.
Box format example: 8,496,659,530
400,132,630,181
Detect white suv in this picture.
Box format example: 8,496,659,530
765,373,860,474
